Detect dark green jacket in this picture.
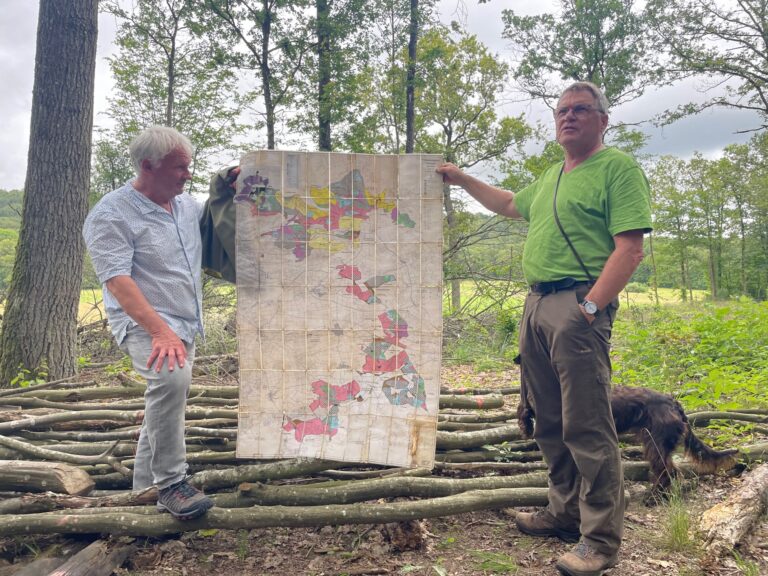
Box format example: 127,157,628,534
200,166,238,283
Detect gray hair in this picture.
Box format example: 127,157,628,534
129,126,193,175
561,81,610,114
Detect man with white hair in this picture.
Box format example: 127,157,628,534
437,82,652,576
84,126,213,520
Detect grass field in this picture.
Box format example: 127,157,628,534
444,280,709,315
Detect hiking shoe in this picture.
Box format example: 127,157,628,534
556,541,619,576
515,509,580,543
157,479,214,520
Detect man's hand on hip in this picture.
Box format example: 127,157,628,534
147,329,187,372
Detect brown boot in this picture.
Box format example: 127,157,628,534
515,509,580,543
555,542,618,576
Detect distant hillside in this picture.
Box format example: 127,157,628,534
0,190,22,293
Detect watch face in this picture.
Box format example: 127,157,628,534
583,301,598,314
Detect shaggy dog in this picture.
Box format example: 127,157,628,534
516,382,738,500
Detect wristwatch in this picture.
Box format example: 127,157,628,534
580,299,599,315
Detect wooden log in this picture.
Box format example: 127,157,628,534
193,457,347,490
48,538,136,576
0,437,129,475
0,461,94,495
739,442,768,461
0,378,96,399
437,421,509,432
686,411,768,426
13,383,239,401
439,448,542,463
0,396,235,410
0,487,156,515
440,386,520,396
436,423,522,450
439,394,504,410
13,557,68,576
0,487,550,537
9,539,88,576
435,461,548,472
0,410,143,433
217,472,551,507
438,412,513,423
699,462,768,558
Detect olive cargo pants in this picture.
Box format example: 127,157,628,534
518,284,624,555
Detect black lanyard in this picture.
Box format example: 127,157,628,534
552,165,595,283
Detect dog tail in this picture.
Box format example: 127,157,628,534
680,407,739,474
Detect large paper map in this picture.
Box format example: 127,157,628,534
235,151,443,468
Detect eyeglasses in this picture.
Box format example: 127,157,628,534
553,104,603,119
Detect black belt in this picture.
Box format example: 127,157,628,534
529,278,591,294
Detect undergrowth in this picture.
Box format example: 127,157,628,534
612,300,768,412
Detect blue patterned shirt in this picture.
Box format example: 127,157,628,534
83,182,204,345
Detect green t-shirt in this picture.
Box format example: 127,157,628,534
514,147,652,285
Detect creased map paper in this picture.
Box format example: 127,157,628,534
235,151,443,468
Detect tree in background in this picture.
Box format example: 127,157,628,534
0,0,98,384
205,0,312,150
333,0,436,153
650,0,768,128
503,0,666,109
502,0,667,152
648,156,697,301
415,29,532,313
94,0,248,194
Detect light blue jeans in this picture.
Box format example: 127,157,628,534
119,325,194,491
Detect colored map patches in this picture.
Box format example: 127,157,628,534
382,374,427,409
360,339,427,410
335,264,427,411
283,379,363,441
379,310,408,345
244,169,415,261
338,264,396,305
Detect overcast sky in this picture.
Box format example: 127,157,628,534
0,0,762,191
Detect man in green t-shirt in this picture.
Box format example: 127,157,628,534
436,82,652,576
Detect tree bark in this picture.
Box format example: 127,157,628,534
439,394,504,410
0,0,98,384
316,0,332,150
699,462,768,558
48,538,136,576
0,488,549,537
0,460,94,495
404,0,418,153
436,423,522,451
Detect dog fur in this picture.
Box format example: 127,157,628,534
517,385,738,499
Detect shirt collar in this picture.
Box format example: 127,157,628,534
125,181,178,215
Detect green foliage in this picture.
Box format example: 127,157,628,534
98,0,250,195
649,0,768,127
624,282,648,293
731,550,760,576
10,363,47,389
656,480,697,552
612,301,768,411
502,0,666,109
471,550,519,573
443,308,519,369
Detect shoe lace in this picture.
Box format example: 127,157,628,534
166,480,199,501
572,542,595,558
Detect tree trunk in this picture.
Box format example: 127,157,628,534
700,462,768,558
442,181,461,313
0,488,549,537
316,0,332,151
0,0,98,384
49,538,136,576
404,0,418,153
0,460,94,495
